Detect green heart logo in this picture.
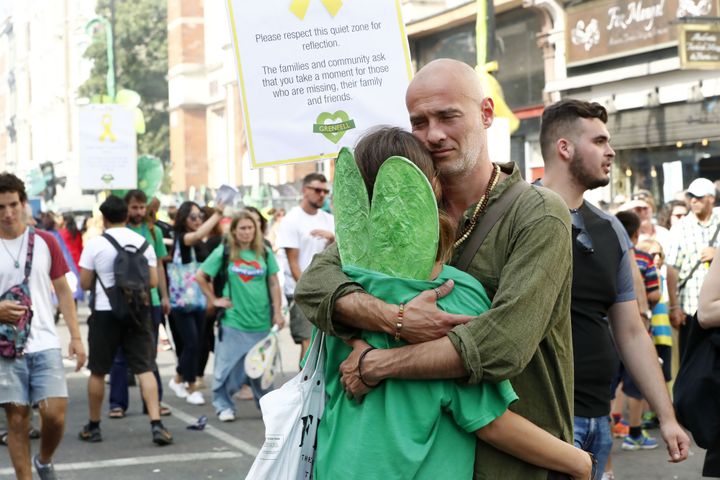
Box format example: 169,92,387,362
313,111,356,144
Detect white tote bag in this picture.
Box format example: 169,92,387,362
245,332,326,480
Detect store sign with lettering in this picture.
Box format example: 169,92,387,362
679,23,720,69
566,0,718,66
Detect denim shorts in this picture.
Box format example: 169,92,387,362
0,348,68,406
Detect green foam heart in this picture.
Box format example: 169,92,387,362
368,157,438,279
333,147,370,267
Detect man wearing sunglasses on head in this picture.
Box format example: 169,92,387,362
536,99,689,477
277,172,335,361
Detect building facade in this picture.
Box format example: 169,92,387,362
0,0,97,210
550,0,720,206
167,0,322,207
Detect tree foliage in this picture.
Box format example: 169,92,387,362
80,0,169,172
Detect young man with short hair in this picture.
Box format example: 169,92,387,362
106,189,171,418
79,195,172,446
0,172,86,480
538,99,689,477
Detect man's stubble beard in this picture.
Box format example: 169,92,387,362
569,152,609,191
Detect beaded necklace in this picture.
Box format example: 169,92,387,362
453,164,502,248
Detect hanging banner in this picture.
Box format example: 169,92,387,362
226,0,413,168
79,104,137,189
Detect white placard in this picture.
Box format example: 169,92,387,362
227,0,413,168
79,104,137,189
663,160,684,201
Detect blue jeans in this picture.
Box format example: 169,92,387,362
574,415,613,478
0,348,67,405
109,306,164,411
212,325,271,414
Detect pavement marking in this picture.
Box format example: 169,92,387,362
170,404,261,457
0,451,242,475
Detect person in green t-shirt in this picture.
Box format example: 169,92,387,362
197,210,284,422
316,127,593,479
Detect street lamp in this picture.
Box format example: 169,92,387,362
85,16,116,101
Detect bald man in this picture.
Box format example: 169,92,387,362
296,59,575,479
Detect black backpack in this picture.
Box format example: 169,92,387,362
95,233,152,323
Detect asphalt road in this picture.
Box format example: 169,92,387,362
0,306,709,479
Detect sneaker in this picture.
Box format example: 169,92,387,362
218,409,236,422
601,472,615,480
33,454,57,480
186,390,205,405
622,430,658,450
611,418,629,438
78,423,102,443
642,411,660,430
168,378,188,398
151,423,173,446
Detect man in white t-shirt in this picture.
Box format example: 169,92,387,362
78,195,172,447
277,173,335,360
0,173,86,480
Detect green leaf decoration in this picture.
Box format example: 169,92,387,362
111,154,163,199
368,156,438,280
333,147,371,267
137,154,164,198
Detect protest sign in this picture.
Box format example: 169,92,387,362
227,0,412,168
79,104,137,189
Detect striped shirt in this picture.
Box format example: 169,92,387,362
666,208,720,315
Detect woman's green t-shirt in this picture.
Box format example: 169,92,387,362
200,244,278,332
315,264,518,480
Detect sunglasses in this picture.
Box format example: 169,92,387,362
570,209,594,254
188,213,205,221
307,186,330,195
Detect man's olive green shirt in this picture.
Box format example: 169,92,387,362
295,163,574,480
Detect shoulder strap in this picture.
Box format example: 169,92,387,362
22,227,35,284
103,232,149,255
455,180,530,272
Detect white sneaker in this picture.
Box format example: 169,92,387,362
186,391,205,405
168,378,188,399
218,409,235,422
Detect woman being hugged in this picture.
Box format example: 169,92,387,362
167,201,224,405
196,211,284,422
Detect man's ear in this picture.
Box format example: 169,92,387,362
480,97,495,128
557,138,573,162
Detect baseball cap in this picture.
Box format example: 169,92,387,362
686,178,716,198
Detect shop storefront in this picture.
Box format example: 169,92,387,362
407,2,548,174
550,0,720,207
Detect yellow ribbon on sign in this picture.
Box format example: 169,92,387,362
289,0,343,20
99,113,117,142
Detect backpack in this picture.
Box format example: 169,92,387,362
95,232,151,323
0,228,35,358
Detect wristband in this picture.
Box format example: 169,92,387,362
394,303,404,341
358,346,379,388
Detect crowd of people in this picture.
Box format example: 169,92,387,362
1,57,719,480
